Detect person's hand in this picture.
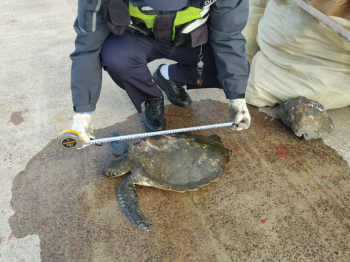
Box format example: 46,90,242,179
228,98,251,131
71,113,95,144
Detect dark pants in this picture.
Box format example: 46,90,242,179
101,31,221,113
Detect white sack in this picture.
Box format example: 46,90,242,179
242,0,271,63
246,0,350,110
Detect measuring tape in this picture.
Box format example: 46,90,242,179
58,122,235,149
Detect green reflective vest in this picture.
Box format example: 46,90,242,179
129,4,203,40
127,1,217,46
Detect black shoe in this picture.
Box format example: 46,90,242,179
153,65,192,108
143,97,166,132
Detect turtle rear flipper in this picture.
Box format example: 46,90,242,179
118,176,150,231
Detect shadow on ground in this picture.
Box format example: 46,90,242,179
9,100,350,261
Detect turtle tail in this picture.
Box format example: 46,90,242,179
117,176,150,231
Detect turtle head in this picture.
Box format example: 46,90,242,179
103,154,131,177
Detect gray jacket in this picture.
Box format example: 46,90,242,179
71,0,249,112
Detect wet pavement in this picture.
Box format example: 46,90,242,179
8,101,350,261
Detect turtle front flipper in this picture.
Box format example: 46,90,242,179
208,134,222,143
118,176,150,231
109,131,129,157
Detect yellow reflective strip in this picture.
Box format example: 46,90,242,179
129,3,157,29
173,7,202,39
174,7,202,27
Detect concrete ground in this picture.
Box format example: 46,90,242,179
1,0,350,261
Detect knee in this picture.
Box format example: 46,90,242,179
101,35,148,78
101,46,131,77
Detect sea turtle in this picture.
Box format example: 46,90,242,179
103,132,231,231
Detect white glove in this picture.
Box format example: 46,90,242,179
71,113,95,144
228,98,251,131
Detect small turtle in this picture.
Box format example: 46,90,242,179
104,132,231,231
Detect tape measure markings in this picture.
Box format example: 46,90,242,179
87,122,234,146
